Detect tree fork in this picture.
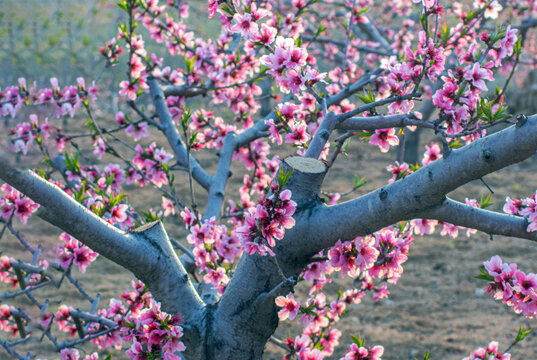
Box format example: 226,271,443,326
211,156,328,360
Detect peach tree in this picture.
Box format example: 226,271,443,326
1,0,537,359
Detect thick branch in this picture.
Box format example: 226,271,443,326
204,133,236,220
326,68,383,107
305,103,337,158
163,84,208,98
0,165,204,350
353,17,393,53
334,92,420,122
422,198,537,241
335,113,432,131
308,114,537,251
148,77,211,190
0,165,137,268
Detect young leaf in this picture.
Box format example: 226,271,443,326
480,193,494,209
514,326,532,344
349,333,365,347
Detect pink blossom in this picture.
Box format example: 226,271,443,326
110,204,129,223
60,348,80,360
463,63,494,91
256,24,277,45
412,219,437,235
119,81,138,100
231,13,259,40
93,138,106,159
14,197,39,224
162,197,176,217
284,69,306,94
275,294,300,320
369,129,399,153
422,142,442,165
116,111,126,125
499,26,518,58
125,122,150,141
386,161,411,183
285,121,310,145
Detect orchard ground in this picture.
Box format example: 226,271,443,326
1,112,536,359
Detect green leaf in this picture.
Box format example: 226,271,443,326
514,37,523,56
448,140,463,149
117,0,128,10
314,23,327,38
349,333,365,347
474,266,494,282
219,3,234,16
514,326,532,344
355,131,374,141
299,306,317,317
480,193,494,209
409,163,421,171
353,175,367,189
190,132,198,145
474,274,494,281
142,210,160,222
184,55,197,74
36,168,48,179
277,167,293,189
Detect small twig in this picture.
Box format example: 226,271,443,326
269,335,290,351
480,177,494,194
170,237,196,262
0,281,53,301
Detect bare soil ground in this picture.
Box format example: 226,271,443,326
1,116,537,360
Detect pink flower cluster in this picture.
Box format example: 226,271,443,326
51,281,187,359
184,213,241,294
368,227,412,284
132,142,173,187
262,36,324,94
120,300,185,360
381,29,446,115
60,348,100,360
278,293,346,358
340,343,384,360
0,256,17,288
432,27,517,135
266,102,312,149
54,304,77,336
0,304,19,336
462,341,510,360
185,109,236,151
503,191,537,232
329,236,379,278
8,113,52,155
2,77,97,120
236,183,296,256
61,163,135,230
56,232,98,273
301,225,414,296
0,184,39,224
483,255,537,318
1,79,27,118
224,3,325,94
0,255,48,289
